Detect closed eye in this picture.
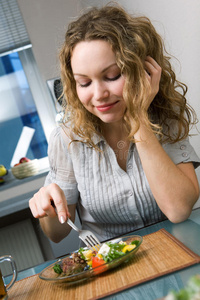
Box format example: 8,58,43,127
106,74,121,81
77,74,121,88
78,81,91,88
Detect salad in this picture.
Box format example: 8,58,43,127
53,238,140,277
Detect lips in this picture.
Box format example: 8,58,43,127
96,101,119,112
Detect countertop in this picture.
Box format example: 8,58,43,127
0,163,49,218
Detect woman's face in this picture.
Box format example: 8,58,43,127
71,40,126,125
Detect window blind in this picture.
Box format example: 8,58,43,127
0,0,32,57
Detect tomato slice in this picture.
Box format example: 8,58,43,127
92,257,106,274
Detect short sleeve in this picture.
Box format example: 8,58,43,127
163,137,200,169
44,126,79,205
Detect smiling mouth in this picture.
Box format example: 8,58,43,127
96,101,119,112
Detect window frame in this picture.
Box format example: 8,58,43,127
18,48,56,143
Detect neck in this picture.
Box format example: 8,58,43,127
101,121,126,139
100,121,130,172
101,121,129,149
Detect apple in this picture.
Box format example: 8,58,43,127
0,165,7,176
19,157,31,163
14,163,21,167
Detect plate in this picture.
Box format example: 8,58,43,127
39,234,143,284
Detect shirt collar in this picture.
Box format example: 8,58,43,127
61,123,104,146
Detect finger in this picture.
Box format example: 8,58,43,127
145,69,151,82
47,184,70,224
145,56,160,68
29,187,56,219
144,57,161,79
35,187,57,218
29,197,41,218
144,63,161,93
144,61,159,76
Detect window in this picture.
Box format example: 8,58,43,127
0,51,51,169
0,0,56,170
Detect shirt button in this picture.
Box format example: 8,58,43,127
182,152,188,157
180,145,186,150
127,164,132,169
128,191,133,196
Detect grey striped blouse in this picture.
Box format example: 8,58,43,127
45,126,200,242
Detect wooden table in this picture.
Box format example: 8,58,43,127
5,208,200,300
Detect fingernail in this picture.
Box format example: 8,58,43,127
60,216,65,224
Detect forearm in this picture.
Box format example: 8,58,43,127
134,124,199,222
40,215,73,243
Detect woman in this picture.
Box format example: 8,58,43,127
29,4,200,243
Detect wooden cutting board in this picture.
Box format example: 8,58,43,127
8,229,200,300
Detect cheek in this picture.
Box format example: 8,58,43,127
76,88,90,106
113,78,125,96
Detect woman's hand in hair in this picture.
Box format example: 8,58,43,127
144,56,162,109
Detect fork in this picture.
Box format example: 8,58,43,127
67,218,101,252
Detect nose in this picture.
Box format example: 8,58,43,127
93,81,109,101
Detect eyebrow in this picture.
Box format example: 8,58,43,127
73,63,118,77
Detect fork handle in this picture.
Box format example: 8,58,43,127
67,219,80,233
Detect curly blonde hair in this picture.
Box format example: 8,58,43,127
59,3,197,147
